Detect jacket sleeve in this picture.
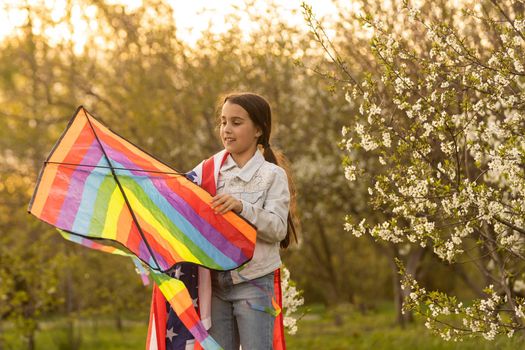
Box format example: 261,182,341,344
240,167,290,243
185,160,204,186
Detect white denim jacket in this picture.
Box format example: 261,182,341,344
215,150,290,284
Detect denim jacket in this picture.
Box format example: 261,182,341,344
191,149,290,284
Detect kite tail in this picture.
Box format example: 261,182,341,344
273,268,286,350
149,271,222,350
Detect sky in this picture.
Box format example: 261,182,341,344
0,0,347,51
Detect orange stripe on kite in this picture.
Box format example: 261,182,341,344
125,222,143,259
165,177,256,248
48,109,89,163
166,291,194,313
174,176,257,245
177,307,201,328
116,205,132,244
39,165,75,224
31,112,89,217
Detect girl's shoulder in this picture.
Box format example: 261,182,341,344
260,158,284,171
258,160,287,182
243,161,287,197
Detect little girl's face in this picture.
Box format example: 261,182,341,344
220,101,261,158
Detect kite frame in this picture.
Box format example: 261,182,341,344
28,105,257,274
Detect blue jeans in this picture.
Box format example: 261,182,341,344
209,271,275,350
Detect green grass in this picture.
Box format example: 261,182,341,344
2,303,524,349
286,303,524,350
1,318,148,350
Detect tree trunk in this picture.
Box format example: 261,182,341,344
27,333,35,350
115,313,123,332
402,246,426,323
390,256,406,327
316,220,342,302
66,317,81,350
304,216,344,305
389,244,426,327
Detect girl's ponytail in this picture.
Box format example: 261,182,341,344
262,144,299,249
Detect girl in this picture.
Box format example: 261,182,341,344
207,92,298,350
148,92,297,350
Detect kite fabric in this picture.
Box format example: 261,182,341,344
147,149,287,349
28,106,257,350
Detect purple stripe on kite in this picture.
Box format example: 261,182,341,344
138,239,152,266
101,140,144,170
101,141,246,264
136,238,169,271
188,322,209,342
151,177,246,264
56,141,104,230
153,251,169,271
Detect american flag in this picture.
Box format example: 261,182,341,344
165,263,199,349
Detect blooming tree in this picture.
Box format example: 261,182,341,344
281,266,304,335
304,0,525,340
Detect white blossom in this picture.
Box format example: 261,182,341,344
281,267,304,335
344,164,357,181
337,0,525,341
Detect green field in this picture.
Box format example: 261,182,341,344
286,304,523,350
2,303,523,350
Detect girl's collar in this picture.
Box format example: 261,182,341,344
221,151,265,182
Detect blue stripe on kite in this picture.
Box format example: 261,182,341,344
72,157,111,234
199,337,222,350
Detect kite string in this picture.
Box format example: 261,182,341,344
236,266,282,317
44,161,186,176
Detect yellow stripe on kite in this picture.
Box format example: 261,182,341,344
124,189,202,265
157,277,193,312
102,187,125,240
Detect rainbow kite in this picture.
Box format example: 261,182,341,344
28,106,257,350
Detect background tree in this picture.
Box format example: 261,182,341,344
306,0,525,340
0,0,473,347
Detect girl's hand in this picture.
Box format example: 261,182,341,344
211,194,243,214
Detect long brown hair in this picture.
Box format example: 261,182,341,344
218,92,299,249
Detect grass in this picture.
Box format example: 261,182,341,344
286,303,524,350
2,303,524,349
1,318,147,350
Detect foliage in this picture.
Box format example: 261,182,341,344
305,0,525,341
1,0,480,346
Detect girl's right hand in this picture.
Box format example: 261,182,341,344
210,194,243,214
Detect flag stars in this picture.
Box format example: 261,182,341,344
166,327,178,342
174,266,184,279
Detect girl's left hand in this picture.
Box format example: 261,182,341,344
211,194,243,214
